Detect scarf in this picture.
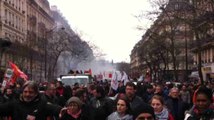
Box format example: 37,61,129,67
67,109,82,119
155,108,169,120
191,105,214,119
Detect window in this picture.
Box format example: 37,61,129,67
5,9,7,23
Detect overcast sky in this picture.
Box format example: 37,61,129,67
48,0,152,63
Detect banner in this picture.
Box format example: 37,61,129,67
121,71,129,85
110,71,119,90
2,68,14,87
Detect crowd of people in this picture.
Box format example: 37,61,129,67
0,79,213,120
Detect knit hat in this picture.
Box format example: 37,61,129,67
133,104,156,119
66,97,83,107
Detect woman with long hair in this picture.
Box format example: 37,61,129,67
107,95,133,120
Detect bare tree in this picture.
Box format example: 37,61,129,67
135,0,213,82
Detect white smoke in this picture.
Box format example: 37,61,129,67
76,59,116,76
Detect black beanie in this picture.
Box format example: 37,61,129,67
133,104,156,119
196,86,213,102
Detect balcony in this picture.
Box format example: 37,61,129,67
190,35,214,52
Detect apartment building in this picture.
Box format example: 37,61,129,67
26,0,55,81
130,0,214,81
0,0,26,63
0,0,55,81
130,0,197,81
190,0,214,81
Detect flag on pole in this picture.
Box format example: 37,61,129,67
110,71,118,90
9,61,28,83
121,71,129,85
117,71,122,81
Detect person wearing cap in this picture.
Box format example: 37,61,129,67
60,96,92,120
184,86,214,120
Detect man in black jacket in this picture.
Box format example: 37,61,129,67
0,81,62,120
166,87,186,120
90,85,114,120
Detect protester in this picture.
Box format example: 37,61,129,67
150,95,174,120
0,81,62,120
90,85,114,120
184,86,214,120
125,82,149,112
42,82,59,104
142,84,154,103
165,87,186,120
133,103,155,120
107,95,133,120
0,86,15,103
55,81,68,107
154,85,168,101
180,84,191,110
60,97,92,120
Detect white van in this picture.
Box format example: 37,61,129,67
60,75,91,87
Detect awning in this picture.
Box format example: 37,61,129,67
209,73,214,79
189,71,199,78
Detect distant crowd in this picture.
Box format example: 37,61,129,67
0,79,213,120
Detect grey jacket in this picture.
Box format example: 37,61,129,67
107,111,133,120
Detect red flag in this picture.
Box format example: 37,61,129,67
84,69,92,75
89,68,92,75
9,61,28,83
109,73,112,78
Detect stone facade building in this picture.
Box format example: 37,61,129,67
130,0,214,81
0,0,55,81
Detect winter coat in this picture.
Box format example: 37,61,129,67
60,112,89,120
107,111,133,120
90,96,114,120
0,94,62,120
129,95,144,111
184,105,214,120
165,97,186,120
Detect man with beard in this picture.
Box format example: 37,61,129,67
0,81,62,120
125,82,149,111
166,87,186,120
